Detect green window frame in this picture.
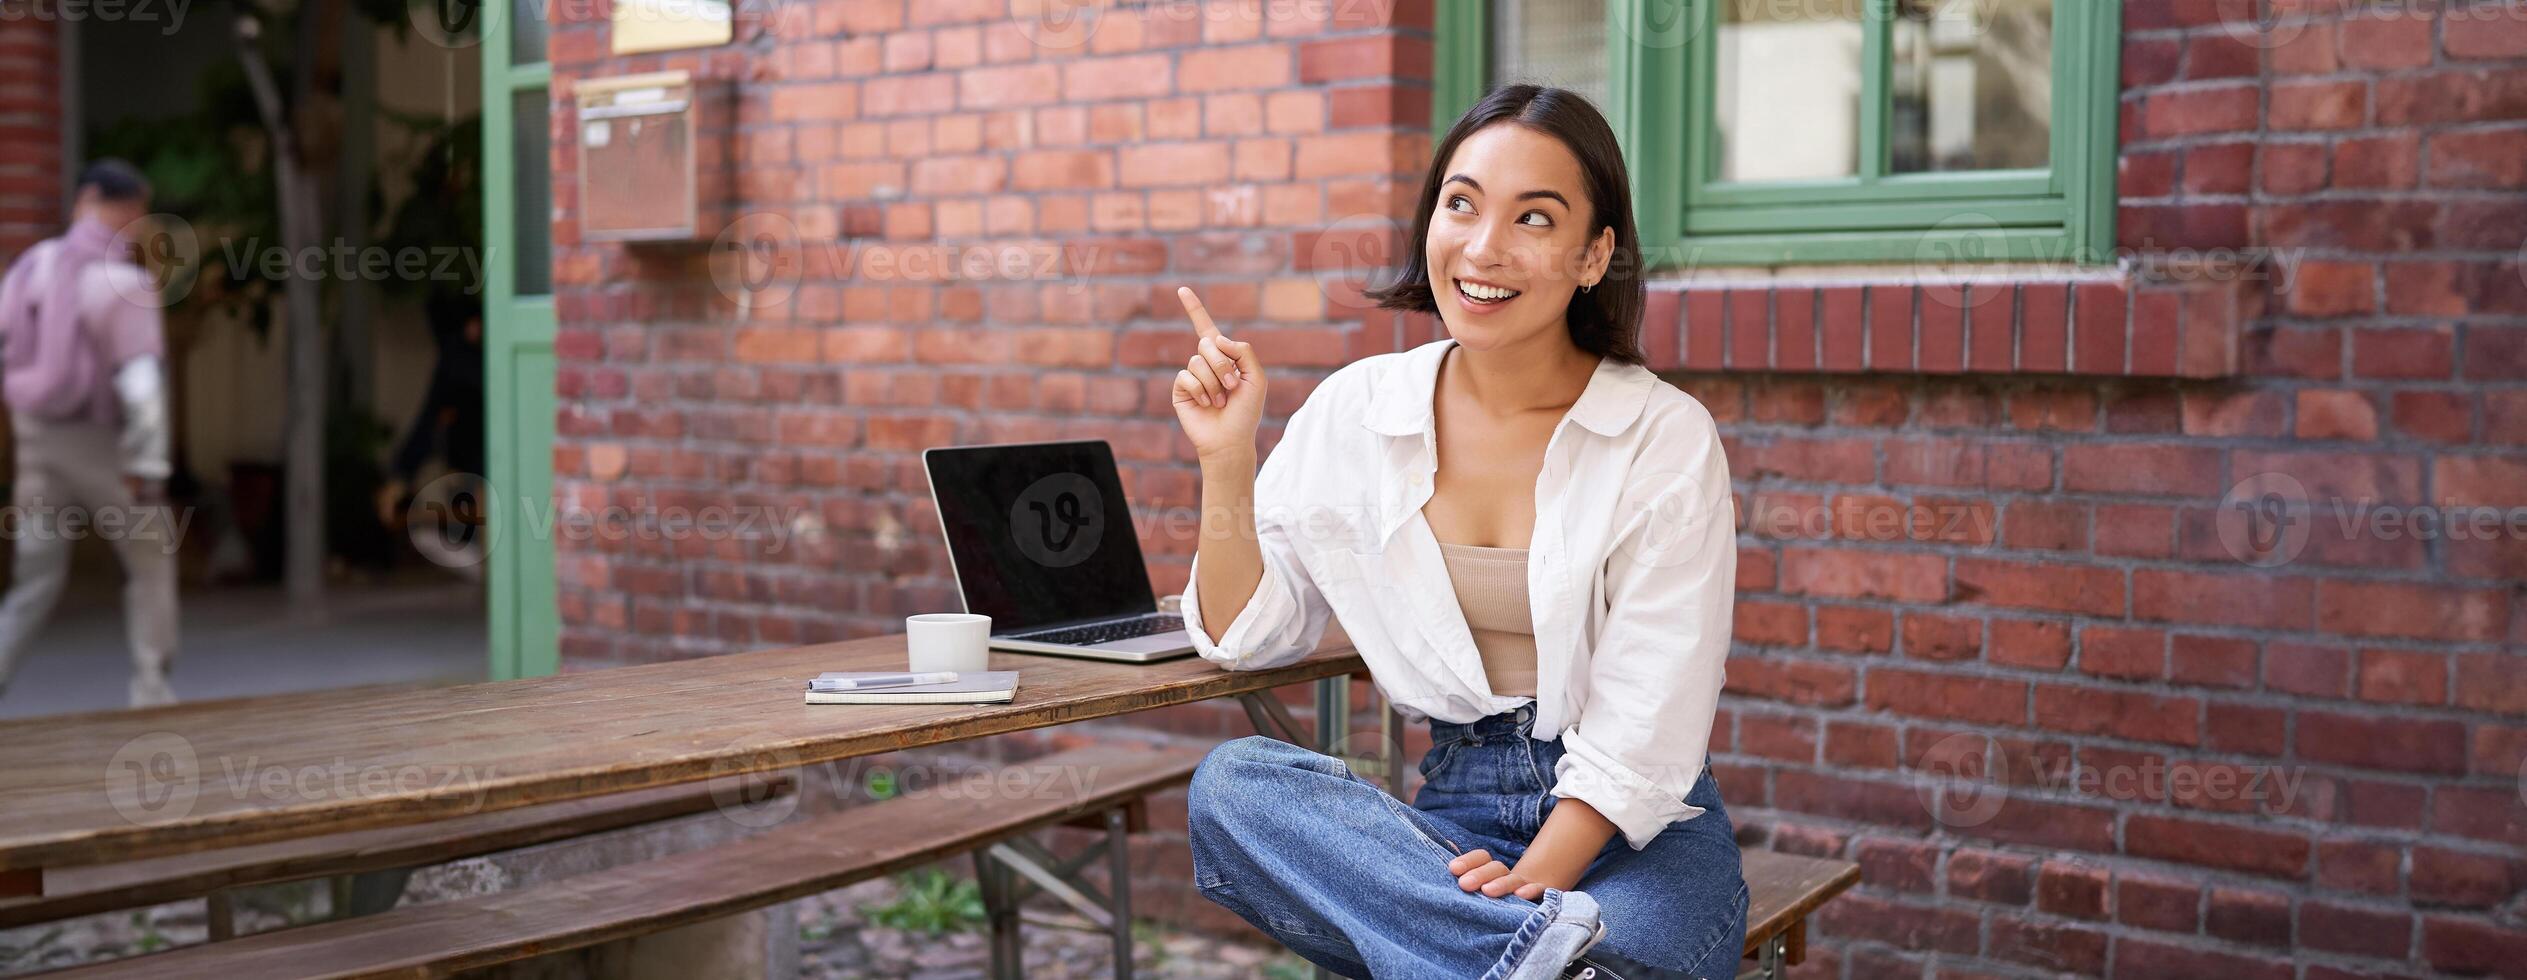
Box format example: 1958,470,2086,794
1435,0,2122,267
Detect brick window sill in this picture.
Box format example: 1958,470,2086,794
1636,261,2254,379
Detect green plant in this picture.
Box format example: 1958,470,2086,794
1130,919,1166,969
127,910,168,953
859,868,986,936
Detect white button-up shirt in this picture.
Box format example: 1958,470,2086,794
1182,339,1737,850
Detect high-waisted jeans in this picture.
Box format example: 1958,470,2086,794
1187,702,1749,979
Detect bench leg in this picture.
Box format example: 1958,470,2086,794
974,848,1023,980
206,888,237,941
1310,676,1348,980
1739,928,1789,980
341,867,413,918
1105,807,1133,980
975,804,1146,979
1237,691,1310,746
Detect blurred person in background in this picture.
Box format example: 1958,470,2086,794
0,159,178,708
376,287,485,572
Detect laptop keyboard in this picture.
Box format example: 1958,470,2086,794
1010,614,1186,646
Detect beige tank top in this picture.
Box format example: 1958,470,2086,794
1437,541,1538,698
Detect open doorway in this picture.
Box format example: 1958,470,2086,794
0,6,491,718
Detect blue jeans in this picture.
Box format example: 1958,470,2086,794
1188,703,1749,979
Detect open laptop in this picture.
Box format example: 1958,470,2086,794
922,440,1197,662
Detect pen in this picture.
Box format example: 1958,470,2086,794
808,671,960,691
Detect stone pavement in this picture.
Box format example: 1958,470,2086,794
0,571,485,720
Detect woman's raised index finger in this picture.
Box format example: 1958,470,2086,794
1176,286,1222,341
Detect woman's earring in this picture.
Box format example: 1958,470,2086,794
1583,281,1595,294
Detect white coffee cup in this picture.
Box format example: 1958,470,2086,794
906,613,992,672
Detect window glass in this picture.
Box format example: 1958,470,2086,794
1716,0,1866,182
1889,0,2054,173
1489,0,1610,110
510,88,551,296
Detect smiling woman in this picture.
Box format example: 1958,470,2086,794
1367,85,1647,368
1170,85,1746,980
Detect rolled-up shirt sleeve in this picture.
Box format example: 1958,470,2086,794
1180,396,1337,672
1552,409,1736,850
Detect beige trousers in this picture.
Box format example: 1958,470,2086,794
0,416,179,707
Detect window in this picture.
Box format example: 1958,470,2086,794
1437,0,2121,266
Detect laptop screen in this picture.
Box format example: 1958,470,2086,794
923,441,1160,632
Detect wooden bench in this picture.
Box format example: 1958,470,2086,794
1738,849,1861,980
0,775,793,936
35,743,1206,979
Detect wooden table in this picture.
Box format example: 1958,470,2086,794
0,635,1364,898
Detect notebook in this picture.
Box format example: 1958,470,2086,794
802,670,1020,704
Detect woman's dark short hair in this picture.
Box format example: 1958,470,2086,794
1365,84,1645,365
77,159,151,203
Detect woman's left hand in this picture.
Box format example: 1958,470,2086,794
1448,848,1570,901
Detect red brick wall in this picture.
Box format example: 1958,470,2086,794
546,1,2526,974
0,17,61,259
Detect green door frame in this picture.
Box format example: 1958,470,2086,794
482,2,560,680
